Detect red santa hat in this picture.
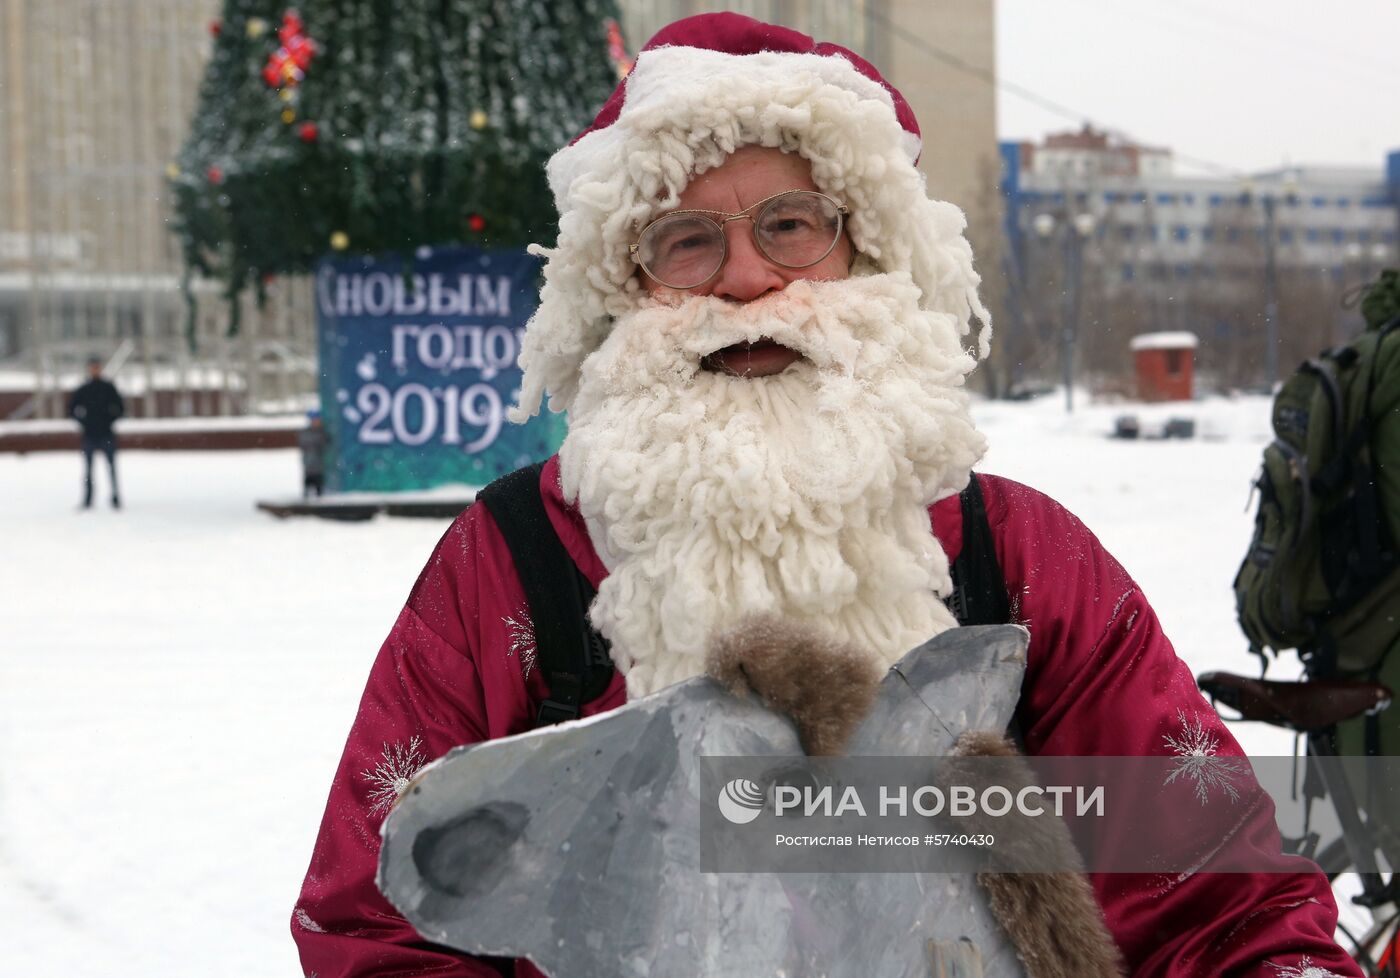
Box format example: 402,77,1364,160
573,16,924,163
511,13,990,422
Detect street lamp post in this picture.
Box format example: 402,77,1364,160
1262,193,1280,390
1244,177,1298,391
1033,210,1097,413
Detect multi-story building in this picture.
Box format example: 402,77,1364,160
2,1,998,419
1022,124,1171,181
1001,126,1400,391
0,0,322,420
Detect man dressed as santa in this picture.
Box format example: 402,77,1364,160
293,14,1360,978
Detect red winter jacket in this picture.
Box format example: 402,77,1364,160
292,458,1360,978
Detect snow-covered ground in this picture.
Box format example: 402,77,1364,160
0,393,1314,977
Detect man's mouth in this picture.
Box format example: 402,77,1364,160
700,338,804,378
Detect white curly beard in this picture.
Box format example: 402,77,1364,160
558,272,987,698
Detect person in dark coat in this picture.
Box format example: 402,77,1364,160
67,356,125,509
299,410,330,497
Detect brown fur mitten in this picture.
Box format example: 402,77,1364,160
953,731,1124,978
706,614,883,756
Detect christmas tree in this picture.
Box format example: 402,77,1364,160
172,0,627,330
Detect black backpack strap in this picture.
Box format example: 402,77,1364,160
947,474,1012,627
947,474,1019,747
481,465,1008,724
477,462,615,727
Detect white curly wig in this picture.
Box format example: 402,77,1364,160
509,12,991,424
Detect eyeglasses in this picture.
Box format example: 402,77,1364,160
629,190,850,291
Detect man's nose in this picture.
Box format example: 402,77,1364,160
708,221,786,302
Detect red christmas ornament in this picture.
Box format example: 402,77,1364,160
206,166,224,185
468,214,486,233
605,19,634,79
208,20,222,37
279,10,305,44
262,10,317,89
297,121,319,143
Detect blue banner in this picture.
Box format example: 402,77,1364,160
315,246,565,492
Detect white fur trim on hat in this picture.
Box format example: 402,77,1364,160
510,44,991,423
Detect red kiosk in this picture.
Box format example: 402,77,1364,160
1129,332,1197,402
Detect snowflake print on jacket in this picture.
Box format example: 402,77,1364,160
503,607,538,679
1163,708,1249,804
362,736,428,817
1269,957,1346,978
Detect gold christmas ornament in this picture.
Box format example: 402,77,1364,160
281,107,296,124
164,163,181,179
330,231,350,251
279,88,295,103
245,17,267,39
469,109,489,131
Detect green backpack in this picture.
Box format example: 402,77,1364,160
1234,270,1400,688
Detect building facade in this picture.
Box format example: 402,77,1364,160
1020,124,1171,181
0,0,322,420
1002,128,1400,392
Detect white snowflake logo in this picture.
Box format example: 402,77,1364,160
1269,957,1345,977
294,908,325,934
362,736,428,816
1162,709,1248,805
1008,584,1031,628
504,607,538,679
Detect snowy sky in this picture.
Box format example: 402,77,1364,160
995,0,1400,176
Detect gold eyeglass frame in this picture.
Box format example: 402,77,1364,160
628,189,850,290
